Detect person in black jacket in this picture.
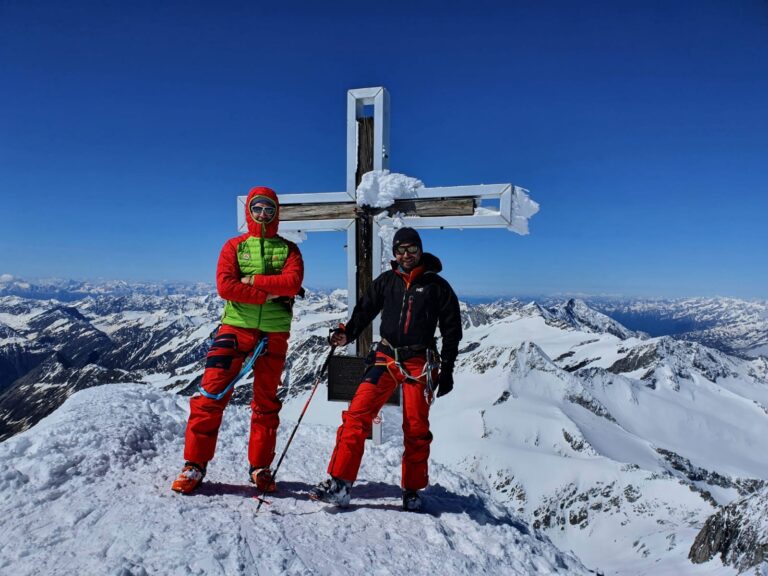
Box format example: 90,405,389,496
310,227,462,511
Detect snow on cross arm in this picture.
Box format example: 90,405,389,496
355,169,423,208
509,187,540,235
355,169,540,263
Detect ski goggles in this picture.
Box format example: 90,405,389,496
249,197,277,222
394,245,420,255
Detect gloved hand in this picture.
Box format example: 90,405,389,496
328,327,348,347
435,368,454,398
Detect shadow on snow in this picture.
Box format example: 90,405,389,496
188,479,527,532
328,481,529,532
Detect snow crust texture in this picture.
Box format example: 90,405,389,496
0,385,589,576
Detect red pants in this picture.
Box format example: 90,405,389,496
184,325,289,468
328,354,434,491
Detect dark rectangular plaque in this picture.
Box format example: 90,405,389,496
327,355,400,406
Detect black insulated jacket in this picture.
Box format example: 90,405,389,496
344,252,463,373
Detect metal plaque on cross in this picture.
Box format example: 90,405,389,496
327,355,400,405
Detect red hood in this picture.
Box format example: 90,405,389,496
245,186,280,238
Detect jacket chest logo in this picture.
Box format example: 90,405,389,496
242,253,251,261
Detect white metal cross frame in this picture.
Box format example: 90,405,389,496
235,86,537,445
237,86,537,314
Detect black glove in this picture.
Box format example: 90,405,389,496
328,327,347,346
435,369,454,398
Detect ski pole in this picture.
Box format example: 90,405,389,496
255,345,337,512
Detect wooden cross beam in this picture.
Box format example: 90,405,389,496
237,87,537,356
279,197,476,221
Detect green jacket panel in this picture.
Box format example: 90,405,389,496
221,237,293,331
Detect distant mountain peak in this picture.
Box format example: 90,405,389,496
545,298,638,340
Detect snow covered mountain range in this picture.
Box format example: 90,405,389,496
585,297,768,360
0,290,221,440
1,277,767,575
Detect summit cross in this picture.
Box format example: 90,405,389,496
237,86,538,356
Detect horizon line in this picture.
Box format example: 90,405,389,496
1,273,766,304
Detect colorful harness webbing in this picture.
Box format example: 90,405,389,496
198,336,268,401
377,344,440,405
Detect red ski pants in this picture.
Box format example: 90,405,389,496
184,325,289,468
328,354,434,491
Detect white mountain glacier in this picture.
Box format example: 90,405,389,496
1,280,767,574
0,291,222,440
0,274,213,301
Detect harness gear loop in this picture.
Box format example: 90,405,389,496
378,340,440,402
198,336,269,401
423,348,440,405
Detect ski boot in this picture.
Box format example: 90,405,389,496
402,489,423,512
309,476,352,508
249,466,277,493
171,462,206,494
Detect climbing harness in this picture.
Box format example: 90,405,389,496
198,336,268,401
378,340,440,404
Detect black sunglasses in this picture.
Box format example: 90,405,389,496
395,245,420,255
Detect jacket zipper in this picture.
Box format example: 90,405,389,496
404,295,414,334
397,275,410,333
257,238,265,326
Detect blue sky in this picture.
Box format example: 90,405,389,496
1,1,767,299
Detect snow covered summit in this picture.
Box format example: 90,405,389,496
0,384,589,576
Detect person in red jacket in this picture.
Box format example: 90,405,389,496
171,186,304,495
310,227,462,511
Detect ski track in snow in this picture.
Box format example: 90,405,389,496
0,385,588,576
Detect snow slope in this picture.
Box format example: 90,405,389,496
2,289,767,574
0,384,590,576
426,309,767,575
